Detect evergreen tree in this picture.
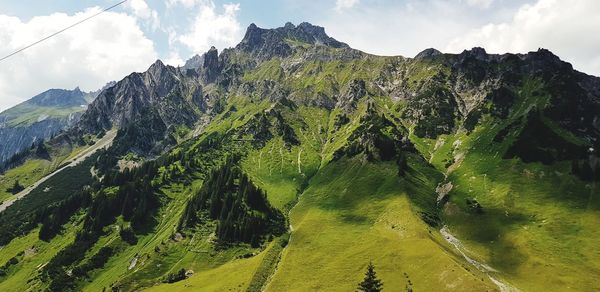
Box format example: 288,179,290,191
357,262,383,292
7,180,24,194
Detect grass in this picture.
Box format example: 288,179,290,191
265,158,495,291
442,150,600,290
0,159,52,203
0,142,86,204
404,79,600,290
2,63,598,291
1,104,86,127
143,241,271,292
0,220,81,291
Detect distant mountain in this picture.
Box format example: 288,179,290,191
1,22,599,292
0,83,113,163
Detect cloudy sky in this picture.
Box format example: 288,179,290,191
0,0,599,111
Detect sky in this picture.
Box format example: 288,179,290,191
0,0,599,111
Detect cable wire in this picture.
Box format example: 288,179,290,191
0,0,128,63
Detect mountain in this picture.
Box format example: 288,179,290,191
0,22,599,292
0,86,104,163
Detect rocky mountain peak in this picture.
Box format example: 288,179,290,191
28,88,87,108
521,48,569,71
460,47,489,61
202,46,221,82
148,59,167,74
284,22,295,29
236,22,349,59
182,54,203,71
414,48,442,59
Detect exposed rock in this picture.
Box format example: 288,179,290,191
236,22,349,60
436,182,453,204
74,60,205,155
336,79,367,112
201,46,221,83
414,48,442,59
182,54,204,71
333,109,414,161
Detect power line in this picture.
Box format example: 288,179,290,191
0,0,128,63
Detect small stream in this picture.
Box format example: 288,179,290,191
440,226,519,292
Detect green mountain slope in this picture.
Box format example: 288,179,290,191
0,22,599,291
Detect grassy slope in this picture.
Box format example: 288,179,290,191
1,103,86,127
144,239,278,292
0,143,86,204
266,158,494,291
0,159,52,203
142,100,328,291
0,222,80,290
407,78,600,290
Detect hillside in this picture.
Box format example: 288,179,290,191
0,22,598,291
0,84,115,164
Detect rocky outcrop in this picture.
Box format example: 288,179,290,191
62,23,600,165
334,104,414,161
76,60,204,134
201,46,222,83
73,60,217,155
336,79,367,112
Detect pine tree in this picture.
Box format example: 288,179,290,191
357,262,383,292
7,179,24,194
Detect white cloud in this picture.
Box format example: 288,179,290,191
322,1,475,57
0,8,158,111
335,0,360,12
176,1,242,54
464,0,494,8
164,51,185,67
167,0,203,9
125,0,160,31
445,0,600,76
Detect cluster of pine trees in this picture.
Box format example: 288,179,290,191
82,178,158,235
572,157,600,181
179,157,286,247
5,180,24,194
38,190,93,241
40,175,159,290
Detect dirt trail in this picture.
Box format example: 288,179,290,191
440,226,519,292
0,130,117,213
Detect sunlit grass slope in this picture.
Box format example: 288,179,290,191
266,158,496,291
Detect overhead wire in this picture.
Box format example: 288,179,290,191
0,0,129,63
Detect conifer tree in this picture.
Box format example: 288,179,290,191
7,179,24,194
357,262,383,292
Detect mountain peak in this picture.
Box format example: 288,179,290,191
284,22,295,29
150,59,166,70
236,22,349,59
28,88,87,108
415,48,442,59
